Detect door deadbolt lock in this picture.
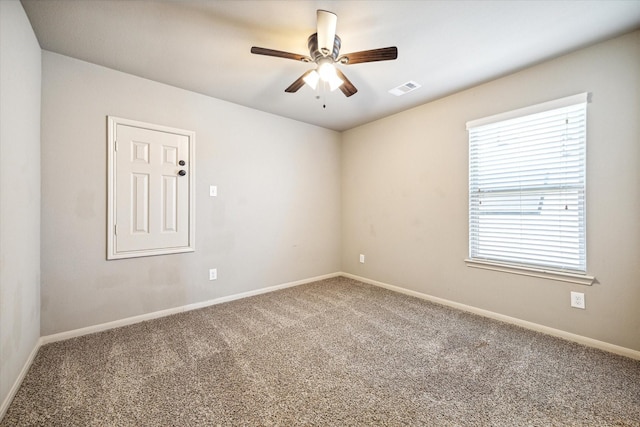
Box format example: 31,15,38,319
179,160,186,166
178,170,186,176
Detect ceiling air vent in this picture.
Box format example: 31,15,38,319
389,81,422,96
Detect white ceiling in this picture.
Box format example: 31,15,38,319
20,0,640,131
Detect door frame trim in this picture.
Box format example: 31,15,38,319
106,116,196,260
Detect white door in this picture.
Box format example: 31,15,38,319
108,117,195,259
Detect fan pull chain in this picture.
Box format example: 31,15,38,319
315,81,321,105
322,81,327,109
314,81,328,109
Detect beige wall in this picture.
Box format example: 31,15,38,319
40,52,342,335
342,31,640,351
0,0,41,409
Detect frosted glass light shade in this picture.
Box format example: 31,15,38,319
303,70,320,90
327,72,344,91
318,62,335,81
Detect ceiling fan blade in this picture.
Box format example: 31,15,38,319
317,10,337,57
251,46,312,62
334,68,358,97
285,70,314,93
339,47,398,65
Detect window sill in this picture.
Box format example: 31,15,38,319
464,259,595,286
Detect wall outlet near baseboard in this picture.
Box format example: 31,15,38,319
209,268,217,281
359,254,365,264
570,291,585,309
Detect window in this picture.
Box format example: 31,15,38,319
466,93,594,284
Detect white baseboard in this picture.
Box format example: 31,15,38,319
0,339,40,421
342,272,640,361
41,272,342,345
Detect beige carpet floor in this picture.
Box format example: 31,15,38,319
2,276,639,426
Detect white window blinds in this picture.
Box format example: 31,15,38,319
467,94,588,273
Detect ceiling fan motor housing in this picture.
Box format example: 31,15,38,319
308,33,341,62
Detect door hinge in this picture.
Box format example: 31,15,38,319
114,224,118,235
114,141,118,151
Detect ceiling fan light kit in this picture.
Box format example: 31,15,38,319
251,9,398,98
302,67,343,92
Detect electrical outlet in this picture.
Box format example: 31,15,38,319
570,291,585,309
209,185,217,197
359,254,365,264
209,268,217,281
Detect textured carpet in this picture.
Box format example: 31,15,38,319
2,276,639,426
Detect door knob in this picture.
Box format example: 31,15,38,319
178,170,186,176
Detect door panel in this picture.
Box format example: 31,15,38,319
162,175,177,233
131,173,149,234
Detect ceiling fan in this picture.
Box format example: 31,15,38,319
250,10,398,98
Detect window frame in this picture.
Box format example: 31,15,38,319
465,94,595,285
